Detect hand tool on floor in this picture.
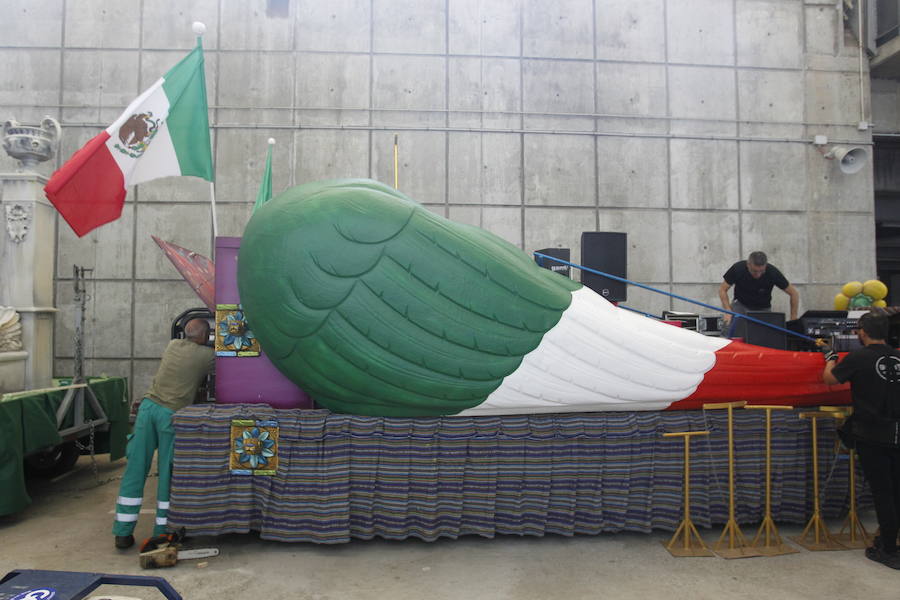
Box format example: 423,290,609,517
139,529,218,569
139,545,219,569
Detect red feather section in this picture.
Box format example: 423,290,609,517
669,340,851,410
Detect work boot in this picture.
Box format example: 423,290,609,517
864,545,900,570
115,534,135,550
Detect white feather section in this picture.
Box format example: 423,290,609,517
457,287,731,415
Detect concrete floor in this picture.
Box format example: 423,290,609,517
1,455,897,600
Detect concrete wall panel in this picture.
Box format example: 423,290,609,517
622,284,673,317
666,0,735,66
448,205,523,248
449,58,521,129
372,131,446,204
449,0,522,56
216,202,254,238
596,209,670,282
64,0,140,48
133,281,206,357
739,141,807,211
808,213,876,285
54,280,133,359
523,207,595,262
524,134,595,206
297,0,371,52
295,129,370,182
57,204,134,280
668,66,737,136
807,146,874,212
133,169,214,205
736,0,802,68
805,4,838,56
523,0,593,59
297,53,370,127
523,59,594,130
134,204,213,279
671,211,740,283
596,136,667,208
61,51,140,125
215,129,295,204
141,1,218,50
737,69,804,139
55,358,131,380
0,50,61,122
741,212,809,284
670,139,738,210
220,0,294,51
2,0,63,47
448,132,522,205
596,63,666,120
372,55,446,127
596,0,665,62
670,284,723,314
806,71,863,127
218,52,295,126
374,0,446,54
131,359,159,401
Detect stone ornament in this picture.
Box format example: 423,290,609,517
0,307,23,352
5,203,31,243
2,116,61,168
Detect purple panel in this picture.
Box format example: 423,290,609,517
215,236,242,305
215,236,312,409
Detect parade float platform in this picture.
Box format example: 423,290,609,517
168,403,862,543
0,377,130,516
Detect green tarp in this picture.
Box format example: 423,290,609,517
0,377,129,516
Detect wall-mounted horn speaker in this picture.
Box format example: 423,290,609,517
826,145,868,175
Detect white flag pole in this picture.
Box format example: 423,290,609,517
192,22,218,240
209,181,218,238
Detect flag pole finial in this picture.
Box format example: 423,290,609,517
192,22,207,36
268,138,276,146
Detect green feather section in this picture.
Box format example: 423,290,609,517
237,179,580,416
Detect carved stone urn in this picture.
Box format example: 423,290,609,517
2,116,61,169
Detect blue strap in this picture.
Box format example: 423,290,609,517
534,251,815,343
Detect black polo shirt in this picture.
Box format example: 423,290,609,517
831,343,900,421
723,261,789,309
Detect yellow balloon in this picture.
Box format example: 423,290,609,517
834,293,850,310
863,279,888,301
842,281,863,297
873,299,887,308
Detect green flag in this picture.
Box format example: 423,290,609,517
252,139,275,213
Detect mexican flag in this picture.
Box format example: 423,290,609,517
45,40,214,237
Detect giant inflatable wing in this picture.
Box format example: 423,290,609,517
237,179,848,416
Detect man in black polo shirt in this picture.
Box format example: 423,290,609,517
718,251,799,338
823,311,900,569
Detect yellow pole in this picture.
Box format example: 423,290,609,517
684,434,691,549
746,405,796,554
727,403,735,547
393,134,399,189
811,416,820,544
764,408,772,545
848,449,857,540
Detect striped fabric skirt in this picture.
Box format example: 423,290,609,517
169,404,862,543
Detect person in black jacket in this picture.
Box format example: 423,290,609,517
823,311,900,569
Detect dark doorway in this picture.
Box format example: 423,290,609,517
874,136,900,306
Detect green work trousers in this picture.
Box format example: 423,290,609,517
112,399,174,537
